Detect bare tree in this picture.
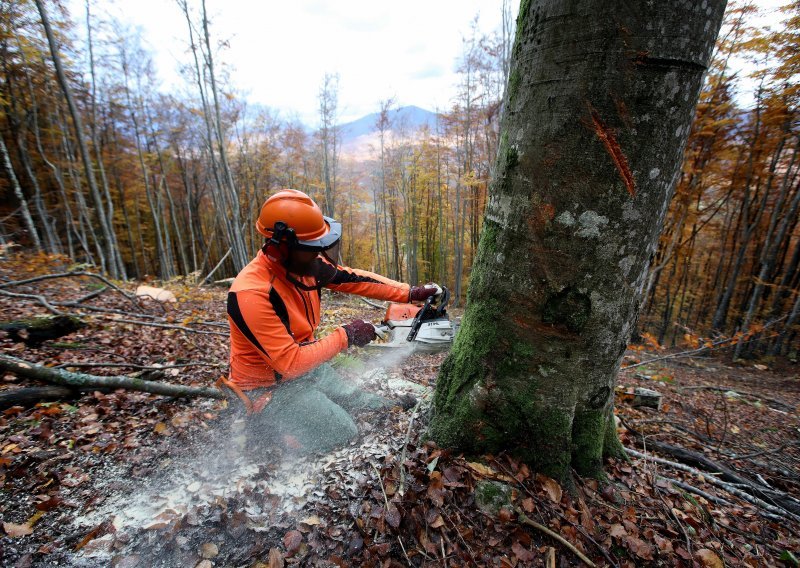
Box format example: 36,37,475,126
34,0,121,277
318,72,340,218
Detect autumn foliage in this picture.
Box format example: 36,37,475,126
1,1,799,355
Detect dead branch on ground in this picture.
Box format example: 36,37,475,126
623,418,800,517
626,447,800,526
0,271,144,312
0,354,224,400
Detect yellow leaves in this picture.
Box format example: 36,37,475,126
639,332,663,351
683,333,701,349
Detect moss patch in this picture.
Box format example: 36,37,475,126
474,480,512,515
508,67,521,104
603,410,628,462
571,410,606,478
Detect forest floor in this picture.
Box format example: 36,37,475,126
0,250,799,567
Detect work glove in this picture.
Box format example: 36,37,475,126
409,282,443,303
343,319,377,347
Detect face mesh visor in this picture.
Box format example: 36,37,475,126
322,240,342,266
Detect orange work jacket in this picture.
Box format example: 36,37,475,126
227,250,410,390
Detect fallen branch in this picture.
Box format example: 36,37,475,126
0,354,224,400
398,397,424,496
54,361,224,371
493,460,619,568
623,419,800,517
622,316,786,370
53,303,226,329
0,289,62,315
734,441,800,460
678,385,794,411
0,271,143,312
0,386,77,410
99,317,228,337
658,475,734,507
621,338,732,370
61,286,107,306
200,247,231,286
514,506,597,568
370,462,392,512
626,447,800,525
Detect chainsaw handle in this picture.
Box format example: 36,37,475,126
435,286,450,316
407,294,435,342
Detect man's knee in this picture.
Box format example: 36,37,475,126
250,389,357,454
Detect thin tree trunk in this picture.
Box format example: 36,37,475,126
85,1,126,279
0,133,41,250
35,0,118,277
735,139,800,358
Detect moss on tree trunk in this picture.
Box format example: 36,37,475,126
429,0,727,482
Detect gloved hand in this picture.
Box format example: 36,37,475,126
409,282,443,303
343,319,377,347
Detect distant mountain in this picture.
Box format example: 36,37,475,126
339,106,439,144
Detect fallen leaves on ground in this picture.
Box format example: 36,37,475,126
0,252,798,566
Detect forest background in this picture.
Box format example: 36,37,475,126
1,0,799,360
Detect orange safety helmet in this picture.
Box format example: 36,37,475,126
256,189,342,258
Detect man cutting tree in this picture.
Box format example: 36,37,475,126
221,189,442,453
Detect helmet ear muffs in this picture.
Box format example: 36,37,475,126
264,221,296,264
264,240,289,263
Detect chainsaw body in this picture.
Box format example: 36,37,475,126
372,287,456,352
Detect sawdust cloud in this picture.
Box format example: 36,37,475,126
69,351,419,565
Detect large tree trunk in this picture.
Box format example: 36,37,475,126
429,0,726,481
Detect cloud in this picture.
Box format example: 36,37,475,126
70,0,516,127
410,64,446,80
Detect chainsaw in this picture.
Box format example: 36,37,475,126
371,287,456,352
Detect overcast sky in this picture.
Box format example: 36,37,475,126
68,0,515,126
68,0,786,127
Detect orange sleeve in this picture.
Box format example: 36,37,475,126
228,288,349,380
322,261,410,303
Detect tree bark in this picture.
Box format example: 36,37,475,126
0,354,224,400
429,0,726,481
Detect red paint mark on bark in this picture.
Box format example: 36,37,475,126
527,202,556,232
513,316,531,329
588,103,637,198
